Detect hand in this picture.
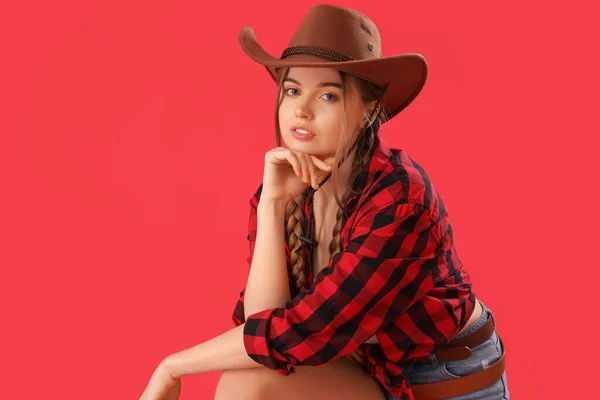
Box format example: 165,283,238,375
261,147,335,203
346,347,366,367
139,361,181,400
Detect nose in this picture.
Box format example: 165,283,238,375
295,100,313,120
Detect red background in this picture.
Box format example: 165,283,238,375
1,0,597,398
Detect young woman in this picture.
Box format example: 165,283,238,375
140,5,508,400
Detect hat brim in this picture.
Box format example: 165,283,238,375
239,26,428,121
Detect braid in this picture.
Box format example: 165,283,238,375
274,66,387,298
286,192,310,295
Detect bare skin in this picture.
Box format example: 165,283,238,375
217,67,483,399
139,66,482,400
213,68,389,399
211,166,483,399
215,356,385,400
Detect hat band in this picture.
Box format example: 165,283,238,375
281,45,354,62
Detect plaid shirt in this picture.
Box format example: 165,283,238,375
232,136,476,399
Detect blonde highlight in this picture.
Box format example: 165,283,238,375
273,66,388,296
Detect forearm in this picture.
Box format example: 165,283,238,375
244,198,291,318
164,323,262,378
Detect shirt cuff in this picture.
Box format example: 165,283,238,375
243,308,298,376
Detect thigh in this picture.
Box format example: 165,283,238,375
215,356,386,400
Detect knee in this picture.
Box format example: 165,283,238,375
215,368,277,400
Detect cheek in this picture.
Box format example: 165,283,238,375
277,105,290,131
277,104,286,120
322,115,346,142
278,101,296,120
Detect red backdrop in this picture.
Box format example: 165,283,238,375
1,0,597,398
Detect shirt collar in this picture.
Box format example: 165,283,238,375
344,135,392,215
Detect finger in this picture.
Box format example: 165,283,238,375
268,149,297,168
294,151,310,184
312,156,333,186
358,350,366,362
305,153,318,189
310,155,333,172
348,351,362,365
286,150,302,177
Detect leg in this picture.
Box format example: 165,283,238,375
215,356,386,400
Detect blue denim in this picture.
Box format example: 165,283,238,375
378,300,509,399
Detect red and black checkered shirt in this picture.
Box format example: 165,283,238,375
232,136,476,399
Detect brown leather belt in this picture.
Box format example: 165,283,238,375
410,308,496,364
407,308,507,399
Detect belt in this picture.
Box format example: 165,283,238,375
407,308,507,399
410,307,496,364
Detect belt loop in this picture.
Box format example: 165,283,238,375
487,308,496,328
478,300,494,329
428,352,440,366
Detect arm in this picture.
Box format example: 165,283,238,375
232,185,292,326
243,199,440,375
162,193,292,378
163,323,263,378
163,200,437,379
162,200,426,379
243,196,291,318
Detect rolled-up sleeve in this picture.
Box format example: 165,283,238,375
243,199,440,376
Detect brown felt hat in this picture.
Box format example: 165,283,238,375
238,4,428,122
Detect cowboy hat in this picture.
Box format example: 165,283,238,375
238,4,428,122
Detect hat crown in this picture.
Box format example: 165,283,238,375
287,5,382,61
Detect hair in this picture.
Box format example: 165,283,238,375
273,66,389,296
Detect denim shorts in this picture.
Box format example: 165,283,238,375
378,300,510,399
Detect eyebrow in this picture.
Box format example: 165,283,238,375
284,77,342,89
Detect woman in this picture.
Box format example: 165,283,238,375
140,5,508,400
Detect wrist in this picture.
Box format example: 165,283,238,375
257,197,287,214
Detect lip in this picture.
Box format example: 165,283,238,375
291,125,314,135
291,125,315,141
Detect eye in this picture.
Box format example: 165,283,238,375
322,93,337,102
283,87,338,102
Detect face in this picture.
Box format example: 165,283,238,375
278,67,367,159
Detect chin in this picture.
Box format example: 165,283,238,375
282,133,334,157
285,140,319,154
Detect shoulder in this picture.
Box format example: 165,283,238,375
358,139,448,227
